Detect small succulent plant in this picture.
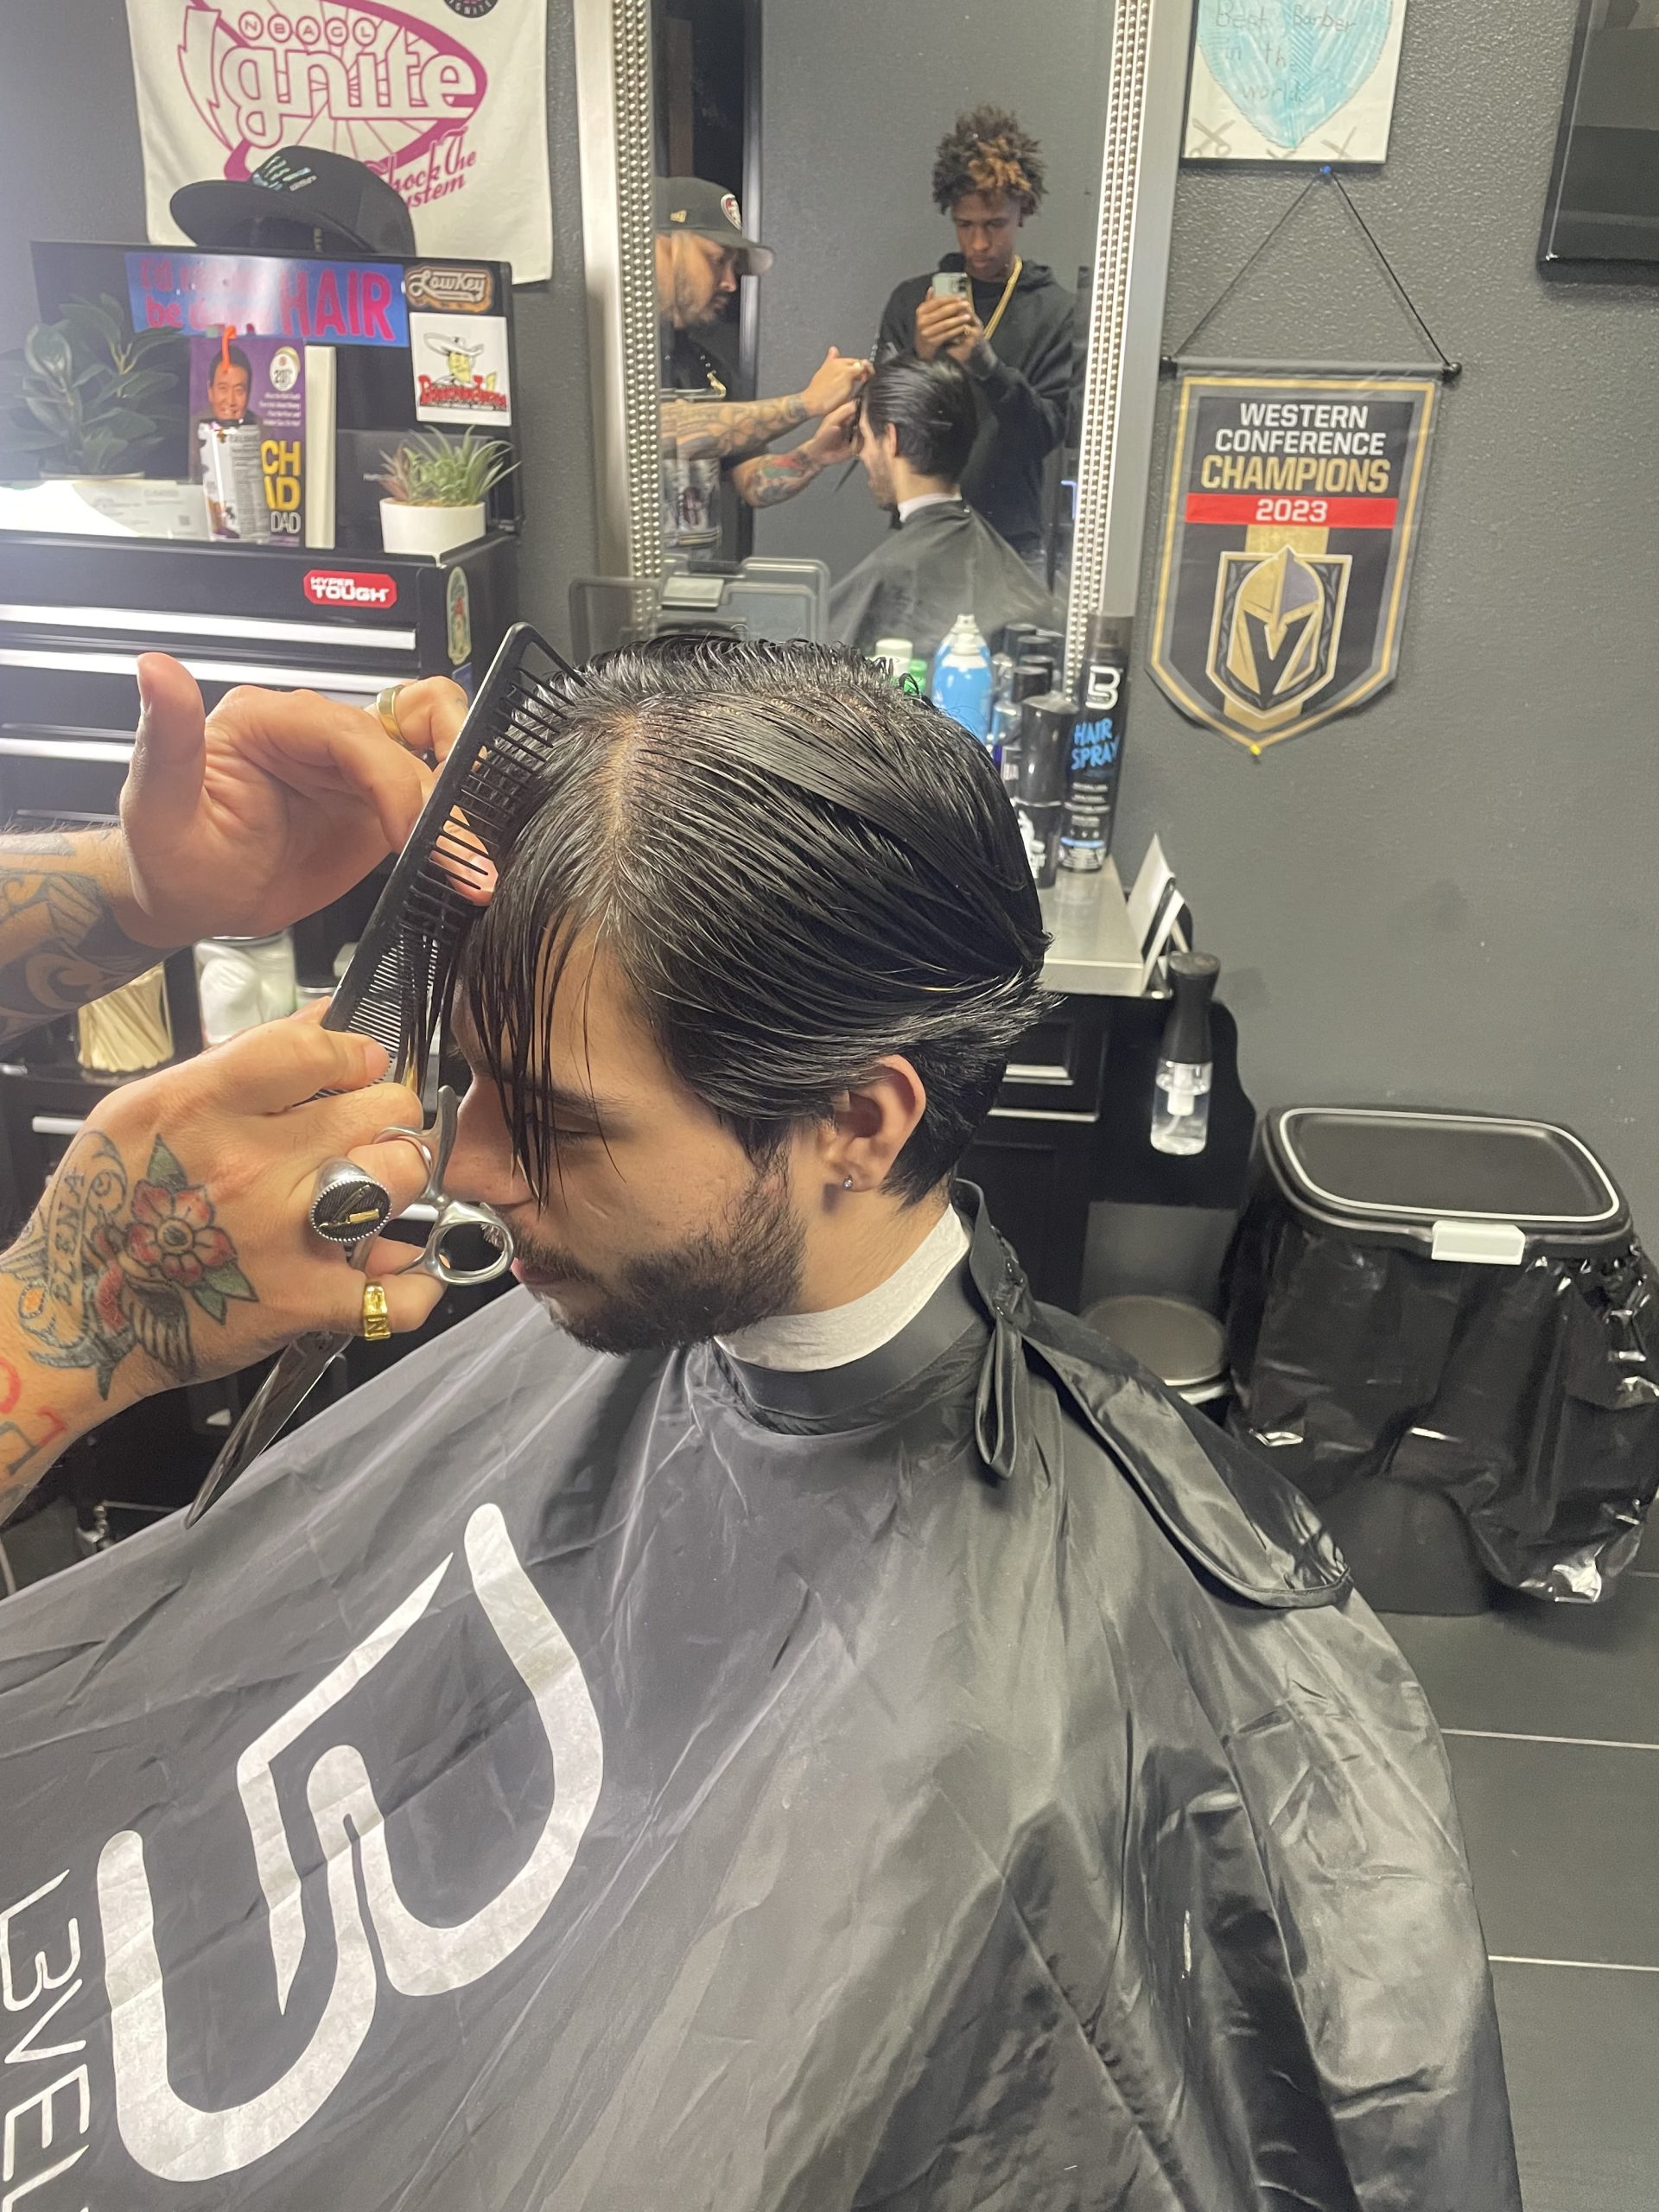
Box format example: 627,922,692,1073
376,427,515,507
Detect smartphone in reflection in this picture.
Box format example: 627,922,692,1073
931,271,969,300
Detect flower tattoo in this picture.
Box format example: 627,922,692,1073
2,1132,257,1396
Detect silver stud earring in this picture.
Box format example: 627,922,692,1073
843,1176,854,1191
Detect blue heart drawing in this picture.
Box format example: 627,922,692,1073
1198,0,1395,151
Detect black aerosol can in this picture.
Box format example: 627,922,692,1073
1060,613,1130,872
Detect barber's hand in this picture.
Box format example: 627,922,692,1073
0,1015,445,1425
116,656,472,949
913,295,975,363
800,346,872,420
803,400,860,468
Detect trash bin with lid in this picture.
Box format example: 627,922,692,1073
1224,1107,1659,1610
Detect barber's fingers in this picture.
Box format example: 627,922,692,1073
187,1013,391,1113
319,1243,447,1338
388,675,471,765
124,653,207,839
217,684,435,851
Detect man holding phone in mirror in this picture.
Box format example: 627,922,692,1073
878,109,1073,565
656,178,870,537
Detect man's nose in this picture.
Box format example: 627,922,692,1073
444,1086,533,1211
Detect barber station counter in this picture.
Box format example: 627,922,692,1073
964,863,1144,1311
1038,863,1143,997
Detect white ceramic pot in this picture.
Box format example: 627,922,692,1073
379,499,486,557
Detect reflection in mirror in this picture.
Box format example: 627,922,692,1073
649,0,1112,686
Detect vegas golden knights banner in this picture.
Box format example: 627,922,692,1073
1148,372,1438,750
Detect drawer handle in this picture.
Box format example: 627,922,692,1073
1003,1061,1072,1085
31,1115,86,1137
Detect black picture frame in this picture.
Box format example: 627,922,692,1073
1538,0,1659,284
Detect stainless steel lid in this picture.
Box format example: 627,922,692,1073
1083,1294,1229,1395
1264,1107,1629,1262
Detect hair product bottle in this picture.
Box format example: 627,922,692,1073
930,613,994,741
1151,950,1220,1157
1062,613,1129,871
1015,693,1076,887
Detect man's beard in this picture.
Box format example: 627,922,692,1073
674,264,724,328
518,1164,805,1357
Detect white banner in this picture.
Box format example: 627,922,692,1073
124,0,551,284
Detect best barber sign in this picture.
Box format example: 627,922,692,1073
124,0,552,283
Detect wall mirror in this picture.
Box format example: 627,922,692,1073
574,0,1195,671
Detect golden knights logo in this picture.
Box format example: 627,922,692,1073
1208,543,1351,734
1149,372,1438,751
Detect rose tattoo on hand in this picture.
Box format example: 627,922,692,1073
5,1134,257,1397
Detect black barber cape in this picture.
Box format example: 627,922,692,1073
0,1192,1520,2210
828,499,1058,664
878,259,1072,557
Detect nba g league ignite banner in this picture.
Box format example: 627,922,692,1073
124,0,552,283
1148,372,1438,750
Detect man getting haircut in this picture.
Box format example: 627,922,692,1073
0,640,1519,2210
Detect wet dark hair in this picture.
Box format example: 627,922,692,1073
461,637,1049,1204
863,353,977,485
932,105,1046,217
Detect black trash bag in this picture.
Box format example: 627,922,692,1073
1225,1190,1659,1600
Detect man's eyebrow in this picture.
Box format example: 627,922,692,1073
448,1021,626,1123
515,1076,628,1124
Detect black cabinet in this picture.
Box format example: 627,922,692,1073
963,995,1112,1312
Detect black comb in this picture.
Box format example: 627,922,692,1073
326,623,576,1083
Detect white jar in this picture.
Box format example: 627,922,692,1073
194,931,298,1045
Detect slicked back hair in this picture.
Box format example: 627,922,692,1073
460,637,1049,1205
864,353,978,486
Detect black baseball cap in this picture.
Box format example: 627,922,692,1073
171,149,416,257
654,177,773,275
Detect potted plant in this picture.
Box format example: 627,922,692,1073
376,428,514,556
0,296,175,480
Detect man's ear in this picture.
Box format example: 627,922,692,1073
817,1058,928,1198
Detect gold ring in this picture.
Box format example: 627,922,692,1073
361,1281,392,1341
373,683,410,746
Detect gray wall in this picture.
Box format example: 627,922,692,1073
751,0,1113,582
1122,0,1659,1235
0,0,598,652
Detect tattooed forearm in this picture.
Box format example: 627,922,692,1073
659,391,809,463
0,1359,69,1529
0,832,172,1047
0,1130,255,1401
730,449,825,509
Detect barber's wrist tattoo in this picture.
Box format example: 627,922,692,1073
733,449,821,508
1,1132,256,1399
0,834,168,1047
0,1358,69,1528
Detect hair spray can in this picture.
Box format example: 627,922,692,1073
1015,693,1075,887
1061,613,1129,871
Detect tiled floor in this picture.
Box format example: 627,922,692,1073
1382,1565,1659,2212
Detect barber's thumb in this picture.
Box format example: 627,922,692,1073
126,653,207,817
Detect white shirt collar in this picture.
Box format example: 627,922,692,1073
717,1206,970,1373
896,490,959,524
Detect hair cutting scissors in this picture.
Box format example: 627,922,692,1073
185,1086,512,1526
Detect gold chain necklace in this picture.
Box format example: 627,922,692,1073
980,256,1023,346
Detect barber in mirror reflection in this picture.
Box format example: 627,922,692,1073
878,109,1072,568
828,354,1057,658
656,178,869,548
